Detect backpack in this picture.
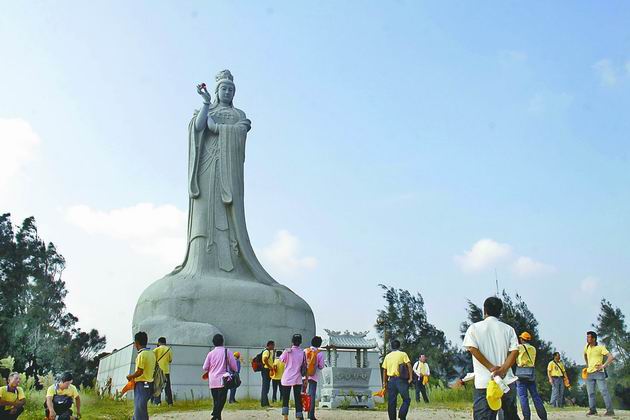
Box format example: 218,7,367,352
305,348,320,377
251,349,265,372
152,348,170,398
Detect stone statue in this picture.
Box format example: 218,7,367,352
132,70,316,346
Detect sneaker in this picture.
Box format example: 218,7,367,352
586,410,597,416
604,411,615,416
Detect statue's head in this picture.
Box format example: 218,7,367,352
215,69,235,105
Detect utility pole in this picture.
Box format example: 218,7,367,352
495,268,499,295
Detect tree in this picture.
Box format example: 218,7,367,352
592,299,630,409
0,213,106,387
375,284,460,381
593,299,630,365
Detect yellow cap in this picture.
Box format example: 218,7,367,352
233,351,240,358
486,380,503,411
519,332,532,341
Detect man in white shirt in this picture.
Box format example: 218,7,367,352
463,297,520,420
412,355,430,403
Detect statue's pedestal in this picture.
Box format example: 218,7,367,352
132,272,315,348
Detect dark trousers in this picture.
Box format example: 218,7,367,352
516,380,547,420
308,380,317,419
473,383,519,420
211,387,228,420
133,381,154,420
272,379,283,402
0,406,24,419
281,384,303,418
261,368,271,406
387,377,411,420
152,373,173,405
415,379,429,403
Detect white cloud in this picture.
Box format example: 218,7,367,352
259,229,317,277
456,239,554,278
580,276,599,294
593,59,617,87
65,203,187,265
454,239,512,272
0,118,41,194
512,256,555,277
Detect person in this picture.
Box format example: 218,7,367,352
261,340,275,407
271,350,285,403
305,336,325,420
202,334,238,420
462,296,520,420
547,352,568,408
280,334,306,420
228,352,242,403
584,331,615,416
381,339,412,420
127,331,156,420
0,372,25,419
152,337,173,406
45,371,81,420
413,354,430,403
515,332,547,420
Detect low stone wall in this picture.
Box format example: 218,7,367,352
97,345,382,401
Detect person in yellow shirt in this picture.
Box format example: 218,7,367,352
583,331,614,416
45,371,81,420
0,372,25,419
381,340,412,420
127,331,156,420
260,340,275,407
412,355,430,403
271,350,285,403
152,337,173,406
547,352,568,408
515,332,547,420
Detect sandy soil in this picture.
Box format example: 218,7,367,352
155,407,630,419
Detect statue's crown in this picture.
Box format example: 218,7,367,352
215,69,234,84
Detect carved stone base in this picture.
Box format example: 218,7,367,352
132,272,315,347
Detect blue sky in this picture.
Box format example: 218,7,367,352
1,1,629,361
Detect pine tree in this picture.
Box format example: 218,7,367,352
0,214,106,386
375,284,460,381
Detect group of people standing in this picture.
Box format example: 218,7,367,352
202,333,325,420
460,296,616,420
381,296,618,420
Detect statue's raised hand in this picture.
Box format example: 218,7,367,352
197,83,211,104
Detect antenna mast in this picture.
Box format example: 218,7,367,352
495,268,499,295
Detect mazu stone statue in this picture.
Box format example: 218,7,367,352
132,70,315,346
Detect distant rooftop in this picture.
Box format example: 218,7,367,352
322,329,378,349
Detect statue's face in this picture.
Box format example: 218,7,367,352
218,83,235,104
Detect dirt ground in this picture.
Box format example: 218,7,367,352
155,407,630,419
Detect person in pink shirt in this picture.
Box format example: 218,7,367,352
202,334,238,420
280,334,307,420
305,336,326,420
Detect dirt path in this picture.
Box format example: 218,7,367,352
155,407,630,419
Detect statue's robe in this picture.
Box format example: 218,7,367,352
174,104,276,285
